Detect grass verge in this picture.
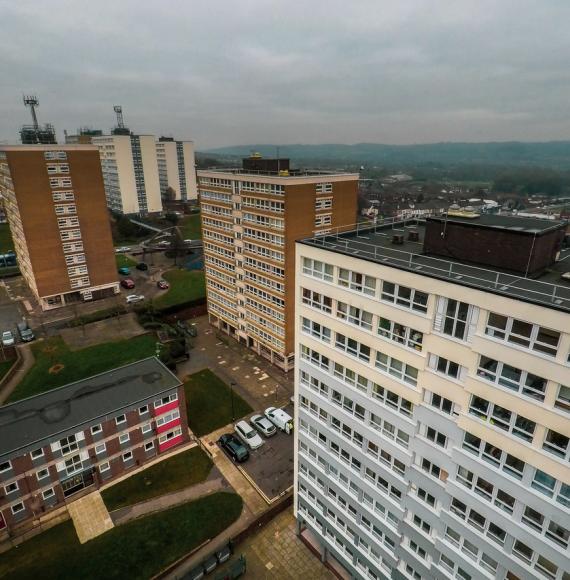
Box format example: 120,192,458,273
179,213,202,240
0,358,15,380
184,369,253,436
115,254,137,269
0,492,243,580
153,269,206,310
7,334,156,403
102,447,213,511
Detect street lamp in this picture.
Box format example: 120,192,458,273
229,381,236,423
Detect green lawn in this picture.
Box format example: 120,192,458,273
102,447,213,512
0,492,243,580
7,334,157,403
115,254,137,269
184,369,253,436
179,213,202,240
153,269,206,309
0,223,14,252
0,358,15,380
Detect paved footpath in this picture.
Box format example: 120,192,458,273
111,475,229,526
216,509,335,580
67,491,114,544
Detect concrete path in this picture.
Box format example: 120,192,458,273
111,476,228,525
0,344,34,405
67,491,114,544
201,427,268,516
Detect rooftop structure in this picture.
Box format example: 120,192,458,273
20,95,56,145
301,216,570,313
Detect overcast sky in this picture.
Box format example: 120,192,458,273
1,0,570,150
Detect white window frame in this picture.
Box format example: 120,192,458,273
338,268,376,296
302,317,331,342
378,317,423,350
337,302,373,331
381,281,428,313
122,451,133,462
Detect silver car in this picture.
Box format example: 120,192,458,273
250,414,276,437
2,330,15,346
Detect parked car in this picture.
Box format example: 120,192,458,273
2,330,15,346
114,246,131,253
203,555,217,574
250,414,276,437
118,267,130,275
234,420,264,450
186,566,204,580
16,320,34,342
157,280,169,290
264,407,294,434
218,433,249,462
216,545,231,564
125,294,145,304
135,262,148,271
121,278,135,289
184,239,193,244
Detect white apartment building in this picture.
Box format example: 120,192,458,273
93,134,162,214
294,216,570,580
155,139,197,201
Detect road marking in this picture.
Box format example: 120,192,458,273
218,360,226,365
258,373,268,381
232,366,239,371
216,341,223,346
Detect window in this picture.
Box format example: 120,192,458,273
0,461,12,473
155,393,178,407
315,197,333,210
64,454,83,476
42,488,55,500
300,345,329,370
302,317,331,342
441,298,471,340
426,426,447,447
462,432,525,479
11,502,25,515
144,441,154,451
138,405,148,415
155,409,180,427
316,182,332,193
158,427,182,444
415,487,436,508
4,482,18,495
335,333,370,362
421,458,443,480
455,465,516,513
555,384,570,413
91,424,102,435
30,448,44,459
315,214,331,227
337,302,373,331
119,433,130,444
477,355,547,401
369,414,410,448
94,443,106,455
375,351,418,386
122,451,133,462
99,462,110,473
378,317,423,350
381,281,428,313
412,514,431,534
301,288,332,313
433,355,461,379
546,520,570,548
115,414,127,425
485,312,560,357
338,269,376,296
469,395,536,442
59,434,78,455
543,429,569,459
141,423,153,434
36,468,50,480
302,257,333,282
427,391,454,415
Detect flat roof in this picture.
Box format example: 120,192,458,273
197,168,359,180
0,358,181,460
299,218,570,313
0,144,97,152
427,213,566,234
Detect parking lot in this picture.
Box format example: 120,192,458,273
218,404,295,502
0,283,25,340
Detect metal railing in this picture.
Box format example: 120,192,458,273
306,218,570,312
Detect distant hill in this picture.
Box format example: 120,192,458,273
202,142,570,170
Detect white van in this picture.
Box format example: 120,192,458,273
264,407,294,434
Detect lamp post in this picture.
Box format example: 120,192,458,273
229,381,236,423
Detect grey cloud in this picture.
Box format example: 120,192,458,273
1,0,570,148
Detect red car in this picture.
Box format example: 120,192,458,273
157,280,169,290
121,278,135,290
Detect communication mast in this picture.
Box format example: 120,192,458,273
20,95,57,144
112,105,131,135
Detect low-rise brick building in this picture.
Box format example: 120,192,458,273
0,357,189,535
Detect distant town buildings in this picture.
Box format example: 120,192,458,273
156,137,198,202
0,358,189,535
64,128,103,144
198,156,359,371
0,144,119,310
